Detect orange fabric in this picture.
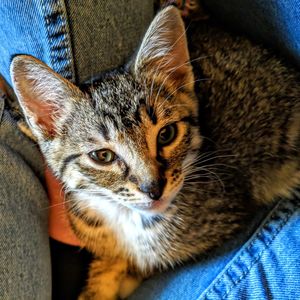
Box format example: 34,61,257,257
0,76,7,93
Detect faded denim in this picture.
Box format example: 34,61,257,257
1,0,300,299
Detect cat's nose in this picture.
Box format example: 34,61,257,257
139,179,166,200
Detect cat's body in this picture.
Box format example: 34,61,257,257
190,21,300,205
10,6,300,300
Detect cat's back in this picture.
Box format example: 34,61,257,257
189,20,300,119
188,20,300,203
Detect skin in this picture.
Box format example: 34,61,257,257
46,167,81,246
0,76,7,94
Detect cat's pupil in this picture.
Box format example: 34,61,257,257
100,151,112,161
89,149,116,164
158,124,177,146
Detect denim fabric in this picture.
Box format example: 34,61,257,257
0,94,51,299
130,196,300,300
0,0,153,86
201,196,300,300
0,0,75,85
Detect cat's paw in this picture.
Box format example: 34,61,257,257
119,274,142,299
78,290,93,300
78,274,142,300
78,257,133,300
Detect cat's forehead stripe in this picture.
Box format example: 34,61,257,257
98,123,110,141
59,153,81,176
98,110,120,130
145,105,157,125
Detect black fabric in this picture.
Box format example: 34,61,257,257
50,238,93,300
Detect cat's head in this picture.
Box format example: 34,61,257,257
10,7,201,214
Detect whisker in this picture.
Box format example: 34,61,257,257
182,154,236,171
40,198,74,211
183,149,234,166
67,188,153,208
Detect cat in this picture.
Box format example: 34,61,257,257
10,5,300,300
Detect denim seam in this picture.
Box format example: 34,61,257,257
40,0,75,82
198,197,299,300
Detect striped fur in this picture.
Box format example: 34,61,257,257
11,6,300,300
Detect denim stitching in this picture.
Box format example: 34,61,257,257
198,196,299,300
40,0,75,82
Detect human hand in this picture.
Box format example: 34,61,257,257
45,167,81,246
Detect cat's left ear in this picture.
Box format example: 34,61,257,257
10,55,84,140
131,6,194,89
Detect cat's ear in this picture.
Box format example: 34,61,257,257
10,55,83,139
132,6,194,89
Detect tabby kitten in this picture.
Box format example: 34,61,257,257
10,6,300,300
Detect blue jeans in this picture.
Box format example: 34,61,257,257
1,1,300,299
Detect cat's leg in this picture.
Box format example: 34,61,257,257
78,257,126,300
78,257,141,300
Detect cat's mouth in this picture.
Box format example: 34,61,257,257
130,180,184,214
137,197,170,213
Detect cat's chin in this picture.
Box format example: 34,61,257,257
137,197,171,214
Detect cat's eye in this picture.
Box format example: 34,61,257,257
158,124,177,146
89,149,116,164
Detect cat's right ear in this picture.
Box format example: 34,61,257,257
10,55,83,140
130,6,194,89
